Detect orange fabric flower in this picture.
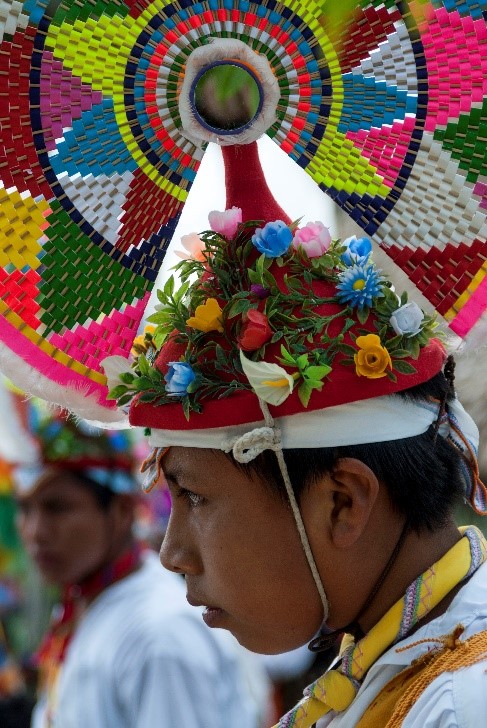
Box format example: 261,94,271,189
186,298,224,333
354,334,392,379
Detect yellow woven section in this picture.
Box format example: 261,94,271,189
0,188,48,269
272,695,332,728
351,534,473,678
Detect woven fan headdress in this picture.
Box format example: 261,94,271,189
0,0,485,423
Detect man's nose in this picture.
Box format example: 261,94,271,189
159,519,199,576
19,510,47,545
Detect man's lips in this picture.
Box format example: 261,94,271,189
186,593,219,610
186,594,226,625
32,551,61,569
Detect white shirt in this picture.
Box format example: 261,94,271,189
318,560,487,727
32,552,268,728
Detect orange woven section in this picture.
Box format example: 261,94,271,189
356,627,487,728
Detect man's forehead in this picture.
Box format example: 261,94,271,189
15,468,81,500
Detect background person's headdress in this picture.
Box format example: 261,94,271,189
12,400,138,495
0,0,486,424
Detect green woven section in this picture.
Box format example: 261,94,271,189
38,202,148,335
358,0,399,9
434,99,487,183
51,0,130,27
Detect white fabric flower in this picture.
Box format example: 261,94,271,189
390,302,424,336
175,233,206,261
240,351,294,406
101,355,133,391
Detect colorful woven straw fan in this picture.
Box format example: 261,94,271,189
0,0,485,423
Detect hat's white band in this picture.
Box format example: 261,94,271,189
148,394,465,451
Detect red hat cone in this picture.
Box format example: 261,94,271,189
222,143,291,224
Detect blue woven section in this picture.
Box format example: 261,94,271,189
431,0,486,19
49,99,138,179
338,74,417,134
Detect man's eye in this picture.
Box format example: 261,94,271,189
177,488,204,507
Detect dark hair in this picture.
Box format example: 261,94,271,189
69,472,117,511
231,370,465,533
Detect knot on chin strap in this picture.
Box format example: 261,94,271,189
227,425,282,463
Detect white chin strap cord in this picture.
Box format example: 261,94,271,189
227,399,330,622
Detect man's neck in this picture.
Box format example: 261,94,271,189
358,521,462,635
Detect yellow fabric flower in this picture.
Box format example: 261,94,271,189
131,325,156,356
354,334,392,379
186,298,224,333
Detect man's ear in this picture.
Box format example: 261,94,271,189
327,458,380,549
108,493,136,536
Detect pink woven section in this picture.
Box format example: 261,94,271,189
0,314,110,404
449,275,487,338
346,117,415,188
48,293,150,372
474,181,487,211
420,7,487,132
40,51,103,152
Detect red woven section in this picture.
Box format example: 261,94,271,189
0,28,52,199
338,5,403,75
125,0,154,18
0,268,41,329
386,239,486,315
116,169,183,252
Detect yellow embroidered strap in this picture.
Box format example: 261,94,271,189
356,627,487,728
274,526,487,728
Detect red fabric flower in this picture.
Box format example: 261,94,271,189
238,310,272,351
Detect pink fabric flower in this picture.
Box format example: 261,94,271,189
292,221,331,258
208,207,242,239
175,233,206,262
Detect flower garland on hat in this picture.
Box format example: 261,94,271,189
104,211,438,419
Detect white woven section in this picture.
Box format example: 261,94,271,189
0,0,29,43
59,171,134,244
376,135,487,251
354,20,418,93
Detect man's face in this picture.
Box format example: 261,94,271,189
17,474,113,585
160,447,324,654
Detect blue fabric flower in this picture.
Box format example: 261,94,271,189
252,220,293,258
336,264,384,309
341,236,373,266
165,362,196,397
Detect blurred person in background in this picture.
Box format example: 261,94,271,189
14,409,268,728
0,464,35,728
